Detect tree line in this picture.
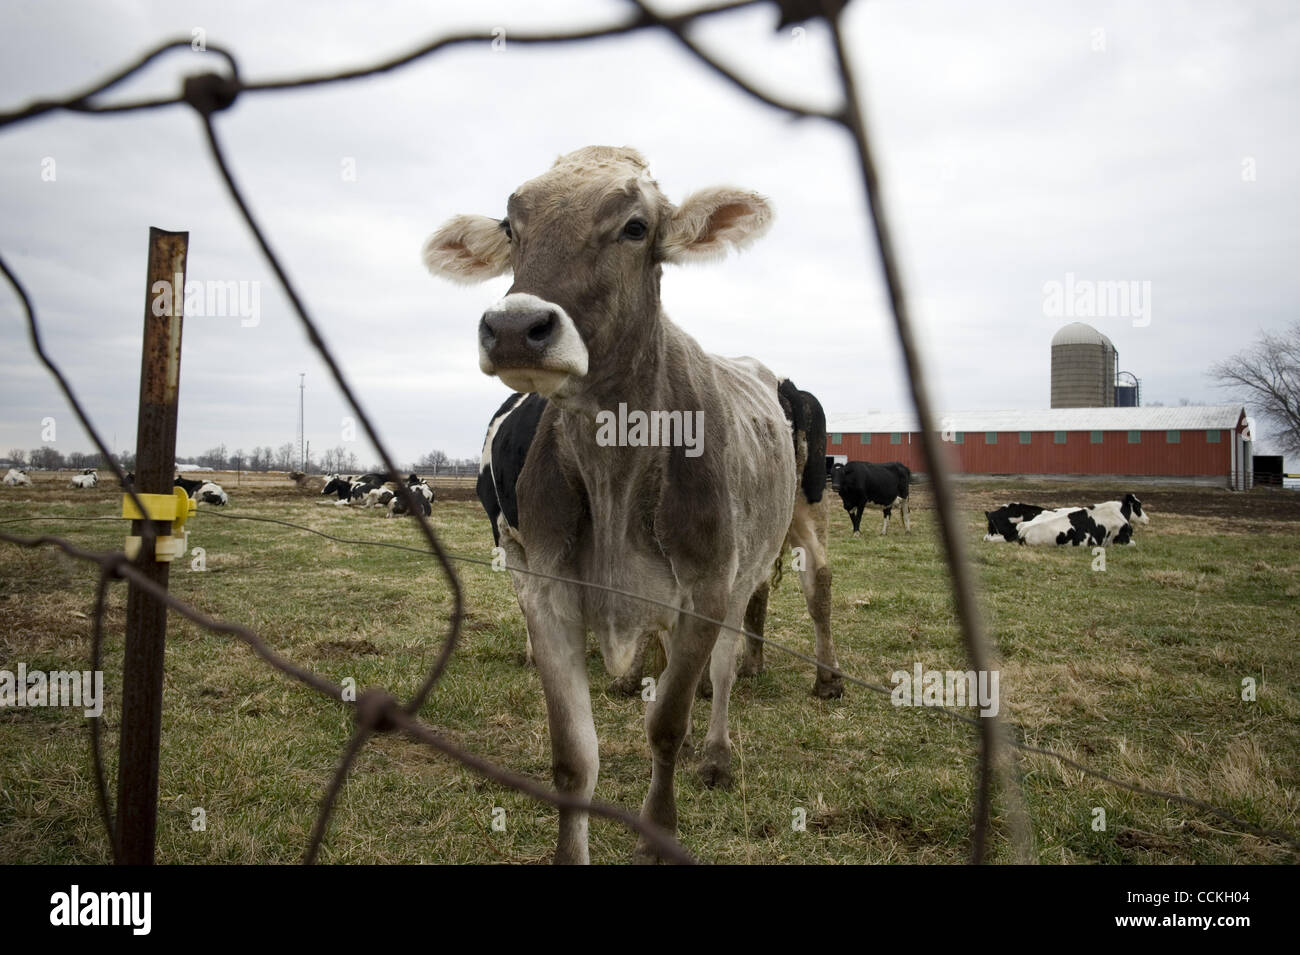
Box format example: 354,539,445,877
4,443,479,474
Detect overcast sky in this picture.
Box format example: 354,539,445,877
2,0,1297,467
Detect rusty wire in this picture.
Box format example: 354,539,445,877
1,0,1294,864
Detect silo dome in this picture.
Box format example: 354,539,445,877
1052,322,1113,348
1051,322,1117,408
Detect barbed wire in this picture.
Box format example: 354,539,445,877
1,0,1290,863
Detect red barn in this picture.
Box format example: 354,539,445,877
825,405,1253,489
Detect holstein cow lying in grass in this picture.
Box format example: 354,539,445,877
70,470,97,488
832,460,912,535
1015,494,1148,546
3,468,30,486
174,475,203,496
983,502,1047,542
196,481,228,505
388,475,434,517
425,145,838,863
476,386,838,700
321,473,385,506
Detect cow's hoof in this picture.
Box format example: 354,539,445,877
632,843,668,865
607,673,642,697
736,659,763,679
696,676,713,700
696,749,733,789
813,676,844,699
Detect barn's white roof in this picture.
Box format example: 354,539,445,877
826,405,1246,434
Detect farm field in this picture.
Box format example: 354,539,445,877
1,474,1297,864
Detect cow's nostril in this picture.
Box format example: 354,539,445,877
527,312,556,345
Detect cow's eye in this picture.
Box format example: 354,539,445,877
621,218,648,241
500,219,513,241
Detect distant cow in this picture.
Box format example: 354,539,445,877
321,473,369,505
388,477,434,517
833,461,911,535
3,468,29,486
70,470,97,489
984,502,1047,542
1014,493,1146,547
196,481,228,505
1016,505,1133,547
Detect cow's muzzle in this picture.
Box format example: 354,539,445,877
478,292,588,397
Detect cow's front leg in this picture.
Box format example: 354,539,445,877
881,506,892,536
528,610,597,865
851,506,864,535
636,604,720,862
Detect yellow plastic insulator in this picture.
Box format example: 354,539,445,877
122,486,196,562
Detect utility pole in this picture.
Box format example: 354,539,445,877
298,372,305,472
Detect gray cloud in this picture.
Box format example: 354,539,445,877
2,0,1296,466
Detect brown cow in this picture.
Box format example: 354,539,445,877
424,146,838,863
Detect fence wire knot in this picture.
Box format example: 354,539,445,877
182,72,240,116
355,689,400,734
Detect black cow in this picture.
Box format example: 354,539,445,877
983,502,1047,542
174,475,203,496
832,461,912,535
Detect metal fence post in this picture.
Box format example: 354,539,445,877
116,227,188,865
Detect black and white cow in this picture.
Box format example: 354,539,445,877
3,468,29,486
196,481,228,505
1014,493,1146,547
388,475,434,517
174,475,204,497
321,473,353,502
70,469,98,489
983,502,1047,542
832,460,911,535
322,473,382,506
476,392,547,548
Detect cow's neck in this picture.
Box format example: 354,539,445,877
550,310,707,542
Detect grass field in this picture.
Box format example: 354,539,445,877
1,472,1297,864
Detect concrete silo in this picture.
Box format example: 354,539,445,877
1051,322,1116,408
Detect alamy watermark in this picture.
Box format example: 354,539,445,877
1042,272,1151,327
595,403,705,458
0,664,104,717
151,272,261,327
890,662,1000,717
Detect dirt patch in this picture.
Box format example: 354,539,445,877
312,638,381,657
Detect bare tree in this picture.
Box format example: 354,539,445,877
274,442,296,471
30,447,63,469
416,448,450,471
1210,321,1300,454
7,448,26,467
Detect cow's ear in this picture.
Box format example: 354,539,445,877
660,188,773,263
423,214,511,283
